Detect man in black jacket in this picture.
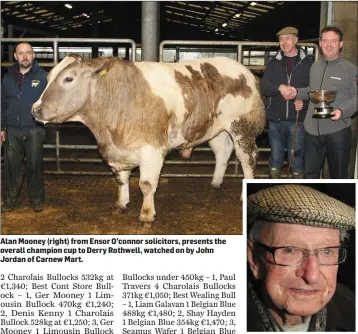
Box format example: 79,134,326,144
247,184,355,331
261,27,313,178
1,43,48,212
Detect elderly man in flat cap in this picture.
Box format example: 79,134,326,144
260,27,313,179
247,184,355,331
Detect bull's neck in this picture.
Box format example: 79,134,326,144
80,110,107,144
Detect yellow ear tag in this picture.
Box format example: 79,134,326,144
99,69,107,76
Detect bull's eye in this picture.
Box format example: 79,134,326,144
64,77,73,83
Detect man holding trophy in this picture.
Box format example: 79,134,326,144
290,26,357,179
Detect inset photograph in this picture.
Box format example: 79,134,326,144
246,182,355,332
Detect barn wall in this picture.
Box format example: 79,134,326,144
332,1,358,178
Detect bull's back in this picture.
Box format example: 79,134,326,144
135,57,259,117
137,57,256,88
168,57,252,79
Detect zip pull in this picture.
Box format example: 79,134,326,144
286,67,291,86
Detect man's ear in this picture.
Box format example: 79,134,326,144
339,40,344,51
247,240,264,280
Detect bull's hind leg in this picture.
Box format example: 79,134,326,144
228,122,258,180
234,141,257,179
208,131,234,188
113,170,131,211
139,146,165,222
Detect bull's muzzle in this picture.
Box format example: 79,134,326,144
31,106,42,119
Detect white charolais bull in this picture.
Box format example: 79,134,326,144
32,55,265,222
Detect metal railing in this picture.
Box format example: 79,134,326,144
1,38,319,178
0,37,137,66
159,40,320,67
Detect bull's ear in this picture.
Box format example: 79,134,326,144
86,58,112,77
67,54,84,63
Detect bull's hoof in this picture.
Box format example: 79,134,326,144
139,208,155,222
139,214,155,222
115,202,130,212
210,182,221,190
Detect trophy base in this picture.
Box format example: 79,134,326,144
312,107,333,119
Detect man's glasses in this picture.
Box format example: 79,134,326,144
255,242,347,267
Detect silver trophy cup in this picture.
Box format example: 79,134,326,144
309,90,337,119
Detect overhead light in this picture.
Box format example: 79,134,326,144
250,2,257,6
215,28,218,32
222,23,227,27
65,4,72,9
234,13,241,18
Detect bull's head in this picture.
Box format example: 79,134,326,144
32,54,107,124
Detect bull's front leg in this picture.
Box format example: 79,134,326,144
138,146,165,222
113,170,131,211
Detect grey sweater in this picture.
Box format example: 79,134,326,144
296,56,357,136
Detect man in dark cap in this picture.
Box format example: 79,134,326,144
247,184,355,331
260,27,313,179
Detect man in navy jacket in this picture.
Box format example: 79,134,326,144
1,42,48,212
260,27,313,178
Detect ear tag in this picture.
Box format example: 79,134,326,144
99,69,107,76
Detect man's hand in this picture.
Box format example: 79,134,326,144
1,131,6,143
331,109,342,121
290,86,298,99
294,100,304,112
279,85,297,100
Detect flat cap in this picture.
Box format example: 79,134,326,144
277,26,298,36
247,184,355,229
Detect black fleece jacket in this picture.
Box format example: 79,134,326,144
1,60,47,131
260,48,313,123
